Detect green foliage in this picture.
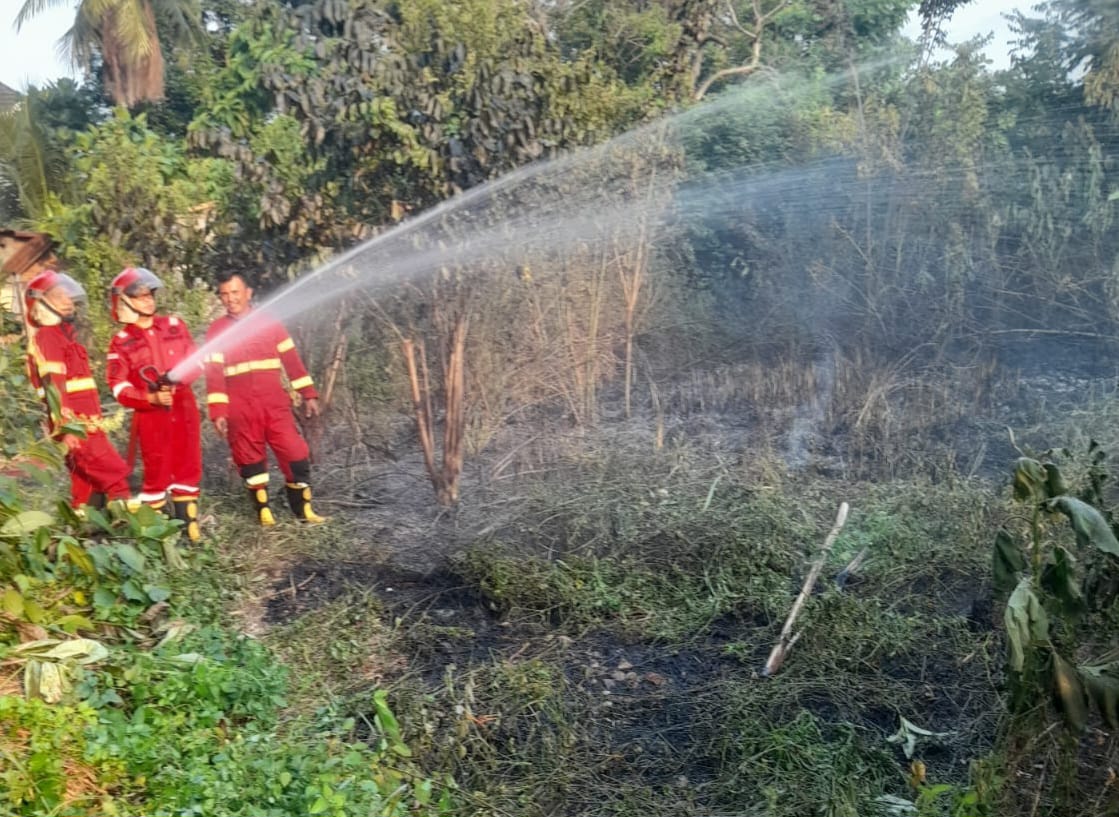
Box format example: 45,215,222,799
997,447,1119,732
33,108,226,343
714,708,896,817
0,344,450,817
453,481,802,639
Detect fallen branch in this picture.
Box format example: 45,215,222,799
761,501,849,677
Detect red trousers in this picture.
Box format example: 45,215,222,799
227,396,309,482
135,392,202,503
67,430,131,508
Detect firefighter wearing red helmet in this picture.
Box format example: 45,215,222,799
204,272,324,526
106,267,203,541
24,270,131,508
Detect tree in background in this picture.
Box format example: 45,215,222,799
16,0,203,106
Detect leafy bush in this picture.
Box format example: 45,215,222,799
0,342,452,817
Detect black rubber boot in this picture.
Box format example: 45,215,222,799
285,482,325,523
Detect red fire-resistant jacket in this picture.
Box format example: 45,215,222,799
107,316,199,409
27,322,105,431
27,322,131,505
203,311,318,422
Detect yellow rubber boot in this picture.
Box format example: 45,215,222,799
172,497,202,542
249,487,276,527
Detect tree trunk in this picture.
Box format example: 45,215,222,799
102,1,165,106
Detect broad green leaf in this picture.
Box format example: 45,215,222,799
1,510,54,537
59,540,96,577
1079,661,1119,729
23,598,45,623
993,529,1026,592
54,614,94,633
93,587,117,609
1013,458,1046,503
1,587,23,617
1046,497,1119,556
121,579,146,602
55,501,83,527
1051,651,1088,733
144,584,171,603
1041,546,1086,618
373,689,402,741
1005,578,1048,673
1043,463,1068,498
115,543,146,573
84,507,114,533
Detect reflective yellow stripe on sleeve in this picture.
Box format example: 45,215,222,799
276,338,295,353
38,361,65,376
224,359,282,377
64,377,97,393
205,352,225,364
207,393,229,405
290,376,314,391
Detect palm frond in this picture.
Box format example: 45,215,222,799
14,0,75,32
62,8,101,71
0,103,52,219
111,0,158,63
153,0,204,45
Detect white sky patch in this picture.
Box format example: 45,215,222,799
902,1,1029,71
0,3,79,91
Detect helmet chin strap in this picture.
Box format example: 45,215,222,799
123,295,156,320
34,300,74,326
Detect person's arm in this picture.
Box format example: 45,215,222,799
28,330,83,447
203,322,230,433
276,323,320,416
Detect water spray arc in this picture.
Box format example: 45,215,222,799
167,70,863,384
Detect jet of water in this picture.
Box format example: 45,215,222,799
168,61,903,383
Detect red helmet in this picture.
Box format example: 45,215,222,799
109,267,162,323
24,270,86,327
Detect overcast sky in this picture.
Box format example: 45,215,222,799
0,2,1028,92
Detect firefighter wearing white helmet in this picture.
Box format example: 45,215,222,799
106,267,204,542
24,269,131,508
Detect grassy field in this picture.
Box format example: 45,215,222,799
200,363,1119,817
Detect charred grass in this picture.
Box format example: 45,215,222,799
238,445,1030,816
202,351,1119,817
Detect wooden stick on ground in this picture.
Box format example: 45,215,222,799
761,501,850,678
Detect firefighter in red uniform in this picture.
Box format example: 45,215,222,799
24,270,131,508
106,268,203,541
204,272,324,526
